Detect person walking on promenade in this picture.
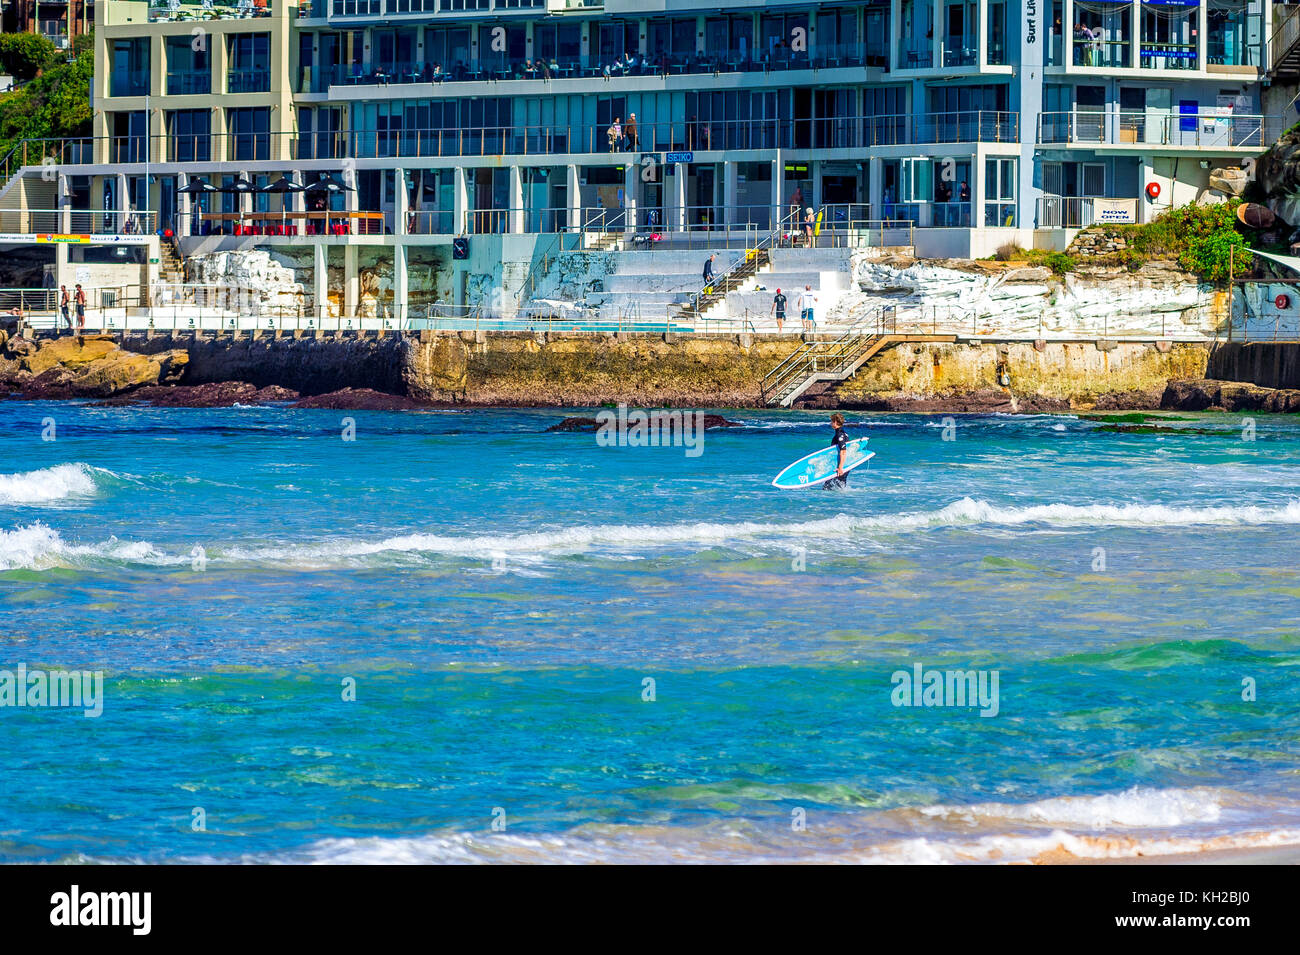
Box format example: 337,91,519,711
625,113,639,151
608,117,623,152
59,285,71,333
771,287,787,333
74,284,86,331
797,284,817,334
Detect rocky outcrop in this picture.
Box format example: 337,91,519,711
839,256,1216,339
1,334,189,399
291,388,431,410
547,413,741,432
92,382,300,407
1160,378,1300,413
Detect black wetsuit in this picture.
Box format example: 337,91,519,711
823,426,849,489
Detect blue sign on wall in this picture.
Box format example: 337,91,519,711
666,151,694,164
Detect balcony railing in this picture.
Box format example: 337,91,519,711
228,70,272,94
0,209,158,235
1037,110,1269,148
38,112,1019,167
1071,38,1131,68
166,71,212,96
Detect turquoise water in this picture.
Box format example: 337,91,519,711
2,403,1299,863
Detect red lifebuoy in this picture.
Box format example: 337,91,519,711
1276,293,1291,309
1145,182,1161,200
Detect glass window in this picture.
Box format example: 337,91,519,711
984,157,1016,227
228,107,271,161
168,109,211,162
166,36,210,95
111,39,150,97
1141,1,1199,70
1209,0,1264,67
228,34,271,93
1075,1,1133,68
987,0,1009,65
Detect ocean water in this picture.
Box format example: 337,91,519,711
1,402,1299,864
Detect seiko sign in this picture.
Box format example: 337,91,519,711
1026,0,1037,43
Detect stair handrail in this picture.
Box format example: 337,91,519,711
1272,4,1300,71
689,207,801,314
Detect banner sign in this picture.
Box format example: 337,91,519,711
1093,198,1136,224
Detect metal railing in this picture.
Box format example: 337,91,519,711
0,209,159,235
1037,196,1096,229
5,112,1021,172
1272,3,1300,70
1038,110,1271,148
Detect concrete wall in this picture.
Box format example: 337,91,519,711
1208,343,1300,390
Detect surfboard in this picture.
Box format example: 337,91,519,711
771,437,874,489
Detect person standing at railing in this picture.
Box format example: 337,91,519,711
74,284,86,331
59,285,71,334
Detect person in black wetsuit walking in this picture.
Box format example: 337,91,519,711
824,412,849,489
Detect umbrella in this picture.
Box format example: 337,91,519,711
305,177,355,235
262,177,306,233
177,179,218,194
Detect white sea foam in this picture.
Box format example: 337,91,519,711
7,497,1300,572
0,523,173,571
918,786,1224,829
151,786,1300,866
0,463,105,506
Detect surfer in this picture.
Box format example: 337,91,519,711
824,412,849,489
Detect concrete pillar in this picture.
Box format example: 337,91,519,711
508,165,524,234
971,147,985,233
674,161,687,232
393,244,408,327
454,166,469,234
395,168,409,236
1139,154,1155,224
623,162,637,233
1019,0,1045,230
868,156,883,219
566,163,581,232
313,242,328,321
771,155,782,230
58,173,71,234
177,173,191,237
344,244,359,318
723,160,738,232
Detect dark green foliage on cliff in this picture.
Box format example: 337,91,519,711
0,32,94,161
1114,200,1251,282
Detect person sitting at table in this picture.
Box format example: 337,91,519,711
431,62,444,82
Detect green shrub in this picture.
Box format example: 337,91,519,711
0,34,60,82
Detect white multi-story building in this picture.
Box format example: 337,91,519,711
0,0,1284,319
